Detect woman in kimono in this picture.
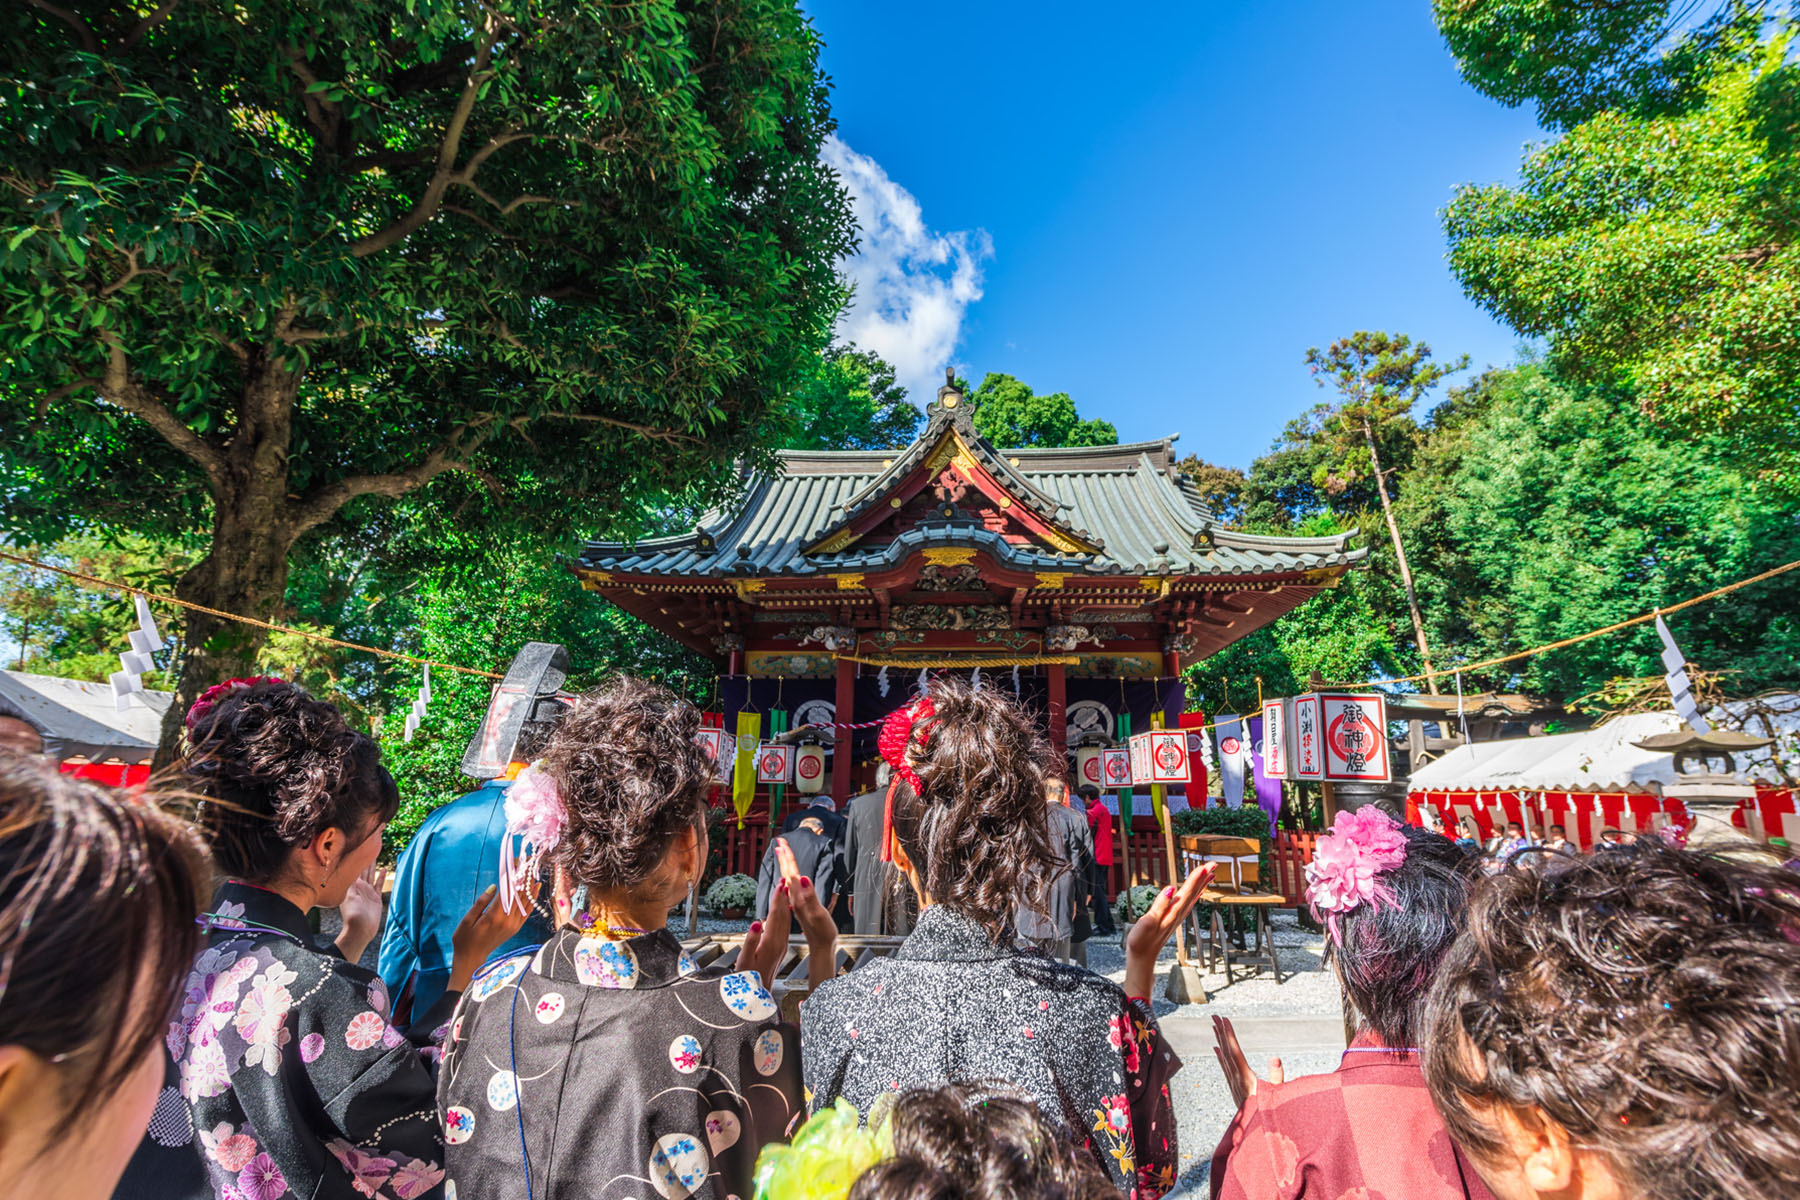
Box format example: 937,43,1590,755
438,675,836,1200
0,761,208,1200
800,675,1214,1200
173,679,531,1200
1209,808,1492,1200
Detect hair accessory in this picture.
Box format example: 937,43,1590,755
499,762,565,912
876,696,936,864
1305,805,1409,943
752,1097,892,1200
185,676,285,731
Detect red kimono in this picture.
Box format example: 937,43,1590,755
1210,1034,1495,1200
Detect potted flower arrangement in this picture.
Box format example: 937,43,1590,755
704,873,758,919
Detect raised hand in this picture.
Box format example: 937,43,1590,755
1122,860,1217,1000
775,837,838,990
741,877,792,991
334,863,387,964
446,874,538,995
1212,1014,1285,1109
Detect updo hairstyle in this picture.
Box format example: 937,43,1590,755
0,761,209,1134
184,681,398,882
537,675,713,892
1332,821,1478,1048
1422,840,1800,1199
848,1083,1115,1200
888,675,1057,941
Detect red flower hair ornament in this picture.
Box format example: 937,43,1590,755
185,676,286,731
877,696,936,864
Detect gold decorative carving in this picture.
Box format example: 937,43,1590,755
1041,528,1093,555
578,571,614,591
809,528,860,555
889,498,903,509
1139,577,1164,591
732,579,767,602
998,496,1012,508
833,573,867,590
921,548,977,567
1033,572,1071,589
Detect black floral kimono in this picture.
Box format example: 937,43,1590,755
801,905,1184,1199
170,882,456,1200
438,926,804,1200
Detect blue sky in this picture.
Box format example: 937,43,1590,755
803,0,1546,468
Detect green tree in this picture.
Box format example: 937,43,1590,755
1395,358,1800,699
1304,333,1468,692
1,1,853,759
1440,18,1800,490
967,373,1118,448
1433,0,1765,129
0,533,190,687
780,345,922,451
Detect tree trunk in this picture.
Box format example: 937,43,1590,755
1361,417,1439,694
152,356,303,765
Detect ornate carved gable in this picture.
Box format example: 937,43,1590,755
805,418,1100,560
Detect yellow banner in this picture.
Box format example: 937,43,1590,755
1150,710,1168,827
732,712,761,829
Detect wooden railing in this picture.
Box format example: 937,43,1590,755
715,808,1322,907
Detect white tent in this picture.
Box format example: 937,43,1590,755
1406,711,1685,793
0,670,171,764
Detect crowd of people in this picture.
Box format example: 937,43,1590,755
0,673,1794,1200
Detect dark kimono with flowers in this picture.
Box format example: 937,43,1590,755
170,882,456,1200
801,905,1183,1198
438,926,804,1200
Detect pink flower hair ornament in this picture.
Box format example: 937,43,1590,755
1304,805,1410,944
185,676,286,731
499,761,564,912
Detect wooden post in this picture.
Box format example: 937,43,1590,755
832,656,855,803
1047,663,1068,767
1322,780,1338,827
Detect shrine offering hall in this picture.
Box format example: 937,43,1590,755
576,380,1364,804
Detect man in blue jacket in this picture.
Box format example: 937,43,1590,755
379,749,556,1023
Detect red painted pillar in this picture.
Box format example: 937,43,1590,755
1047,663,1068,771
833,655,854,802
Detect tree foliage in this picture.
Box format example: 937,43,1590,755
1,0,854,756
1441,16,1800,490
1433,0,1766,128
779,344,922,451
967,373,1118,448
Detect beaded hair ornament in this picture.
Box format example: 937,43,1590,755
875,695,936,864
499,762,564,912
1304,805,1409,944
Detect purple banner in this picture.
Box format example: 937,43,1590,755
1248,714,1282,835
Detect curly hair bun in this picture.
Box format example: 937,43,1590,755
889,675,1058,942
1423,840,1800,1199
539,675,712,892
848,1084,1116,1200
184,680,397,881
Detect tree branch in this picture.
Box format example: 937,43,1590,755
28,377,101,430
120,0,180,50
97,334,226,490
284,416,507,536
26,0,98,52
534,412,703,445
99,248,168,297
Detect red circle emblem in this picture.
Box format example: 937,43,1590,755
1220,736,1241,756
1082,756,1102,783
1154,741,1185,771
1326,707,1381,767
759,752,782,775
797,754,822,780
1104,755,1130,783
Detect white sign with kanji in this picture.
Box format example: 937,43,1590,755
1262,699,1288,779
1100,747,1132,789
1292,694,1324,781
1317,693,1391,782
1128,730,1189,785
754,743,793,785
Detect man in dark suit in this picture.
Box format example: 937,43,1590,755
755,794,844,930
843,763,914,936
1015,778,1093,961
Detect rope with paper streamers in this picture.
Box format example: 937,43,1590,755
0,548,503,679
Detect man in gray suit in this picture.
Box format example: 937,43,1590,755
843,763,914,935
1015,777,1093,961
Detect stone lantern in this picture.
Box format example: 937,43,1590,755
1632,729,1774,851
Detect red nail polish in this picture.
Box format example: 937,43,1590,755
750,921,763,933
800,876,812,889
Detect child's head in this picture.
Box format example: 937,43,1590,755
1423,842,1800,1200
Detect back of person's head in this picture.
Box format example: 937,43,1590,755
184,679,397,883
880,676,1056,940
813,794,837,812
1043,777,1068,805
1423,841,1800,1200
538,675,711,891
1077,785,1099,804
0,761,208,1194
0,718,43,760
1306,807,1479,1047
875,761,893,789
848,1084,1115,1200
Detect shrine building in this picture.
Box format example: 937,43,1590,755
575,376,1365,802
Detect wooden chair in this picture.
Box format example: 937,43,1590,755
1179,834,1285,984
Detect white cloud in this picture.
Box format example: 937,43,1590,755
822,136,993,401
